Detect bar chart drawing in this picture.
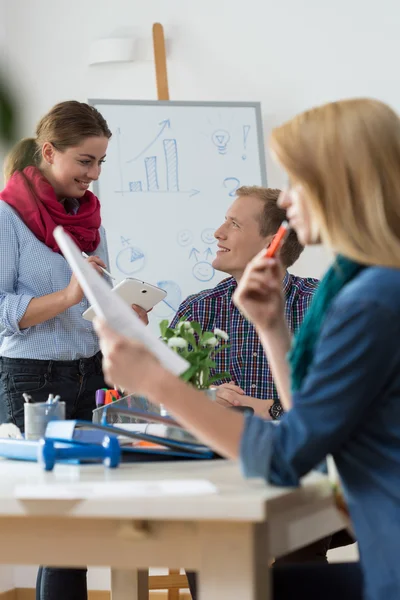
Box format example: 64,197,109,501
163,139,179,191
127,137,180,194
145,156,159,191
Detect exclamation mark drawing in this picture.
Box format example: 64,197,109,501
242,125,250,160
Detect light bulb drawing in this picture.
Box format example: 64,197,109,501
211,129,231,155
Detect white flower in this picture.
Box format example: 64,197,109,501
203,336,218,347
167,337,188,349
214,328,229,341
187,327,194,334
179,321,192,331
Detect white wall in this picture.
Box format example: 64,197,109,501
0,0,12,189
1,0,392,589
0,566,14,593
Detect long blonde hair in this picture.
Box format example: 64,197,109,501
270,98,400,268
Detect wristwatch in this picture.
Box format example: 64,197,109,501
269,402,284,420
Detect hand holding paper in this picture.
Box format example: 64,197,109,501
54,227,188,377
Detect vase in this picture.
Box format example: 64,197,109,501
204,387,217,401
159,386,217,417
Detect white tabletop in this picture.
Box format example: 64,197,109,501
0,458,332,523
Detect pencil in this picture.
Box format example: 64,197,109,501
82,252,115,280
265,221,290,258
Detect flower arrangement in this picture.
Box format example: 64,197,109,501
159,319,231,389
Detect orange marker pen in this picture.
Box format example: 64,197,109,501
104,390,113,405
110,390,120,402
265,221,290,258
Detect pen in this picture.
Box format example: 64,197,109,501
104,390,114,405
111,390,120,402
95,389,106,407
81,252,115,280
265,221,290,258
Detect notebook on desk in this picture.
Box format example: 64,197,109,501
45,419,217,462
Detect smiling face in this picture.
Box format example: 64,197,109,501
41,136,109,200
212,194,272,280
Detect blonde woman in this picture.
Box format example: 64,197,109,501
95,98,400,600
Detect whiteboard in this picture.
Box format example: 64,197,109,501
90,100,267,331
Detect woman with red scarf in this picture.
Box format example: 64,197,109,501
0,101,112,600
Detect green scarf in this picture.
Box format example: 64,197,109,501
289,255,366,392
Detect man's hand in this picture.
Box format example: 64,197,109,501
215,383,273,419
215,383,245,407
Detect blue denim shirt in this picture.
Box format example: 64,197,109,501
0,202,110,360
240,266,400,600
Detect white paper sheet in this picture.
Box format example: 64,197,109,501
53,226,188,376
15,479,217,499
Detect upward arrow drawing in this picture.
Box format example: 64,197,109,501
189,248,200,262
204,247,213,260
126,119,171,163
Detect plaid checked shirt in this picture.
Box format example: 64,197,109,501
170,273,318,413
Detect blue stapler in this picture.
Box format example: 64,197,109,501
0,434,121,471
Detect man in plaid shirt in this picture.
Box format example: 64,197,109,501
169,186,318,419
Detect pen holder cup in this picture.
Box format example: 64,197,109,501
24,401,66,441
93,394,162,425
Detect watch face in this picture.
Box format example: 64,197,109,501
269,402,284,420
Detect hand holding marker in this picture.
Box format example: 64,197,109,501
265,221,290,258
82,252,115,280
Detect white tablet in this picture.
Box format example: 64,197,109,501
82,278,167,322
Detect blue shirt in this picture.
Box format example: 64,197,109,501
240,266,400,600
0,202,110,360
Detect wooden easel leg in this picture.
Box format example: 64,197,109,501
111,568,149,600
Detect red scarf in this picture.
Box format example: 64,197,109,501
0,166,101,253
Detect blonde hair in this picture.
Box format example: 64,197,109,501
236,185,304,267
4,101,111,183
270,98,400,268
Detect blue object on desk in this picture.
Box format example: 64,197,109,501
0,435,121,471
45,419,216,461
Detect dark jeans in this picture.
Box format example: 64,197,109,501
0,354,106,600
186,562,363,600
0,354,105,429
36,567,87,600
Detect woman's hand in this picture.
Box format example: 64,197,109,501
94,319,161,394
131,304,152,325
233,249,286,332
65,255,107,306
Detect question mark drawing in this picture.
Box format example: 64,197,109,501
242,125,250,160
223,177,241,197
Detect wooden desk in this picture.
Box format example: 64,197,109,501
0,459,344,600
